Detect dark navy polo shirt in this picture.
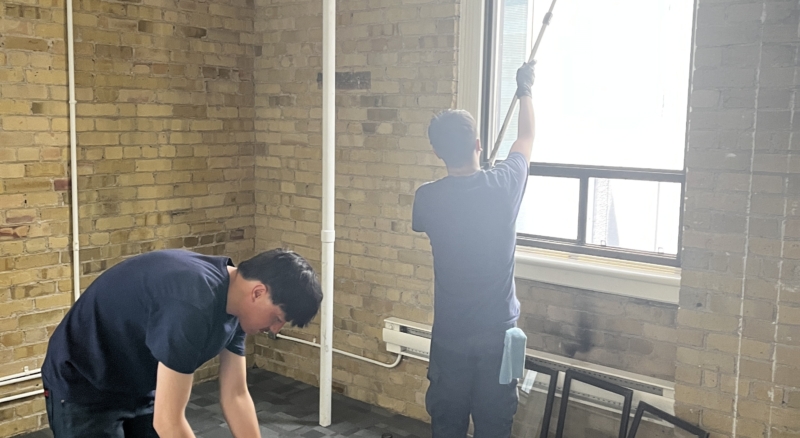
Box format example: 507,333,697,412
42,250,246,403
412,152,528,340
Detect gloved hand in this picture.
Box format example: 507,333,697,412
515,60,536,98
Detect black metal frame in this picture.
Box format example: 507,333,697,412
626,402,709,438
516,162,686,267
554,369,633,438
522,356,559,438
479,0,692,267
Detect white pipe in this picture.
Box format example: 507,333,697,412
0,368,40,384
66,0,80,302
319,0,336,426
277,334,403,369
0,389,44,405
0,373,41,388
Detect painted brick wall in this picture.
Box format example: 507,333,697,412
0,0,257,434
675,1,800,437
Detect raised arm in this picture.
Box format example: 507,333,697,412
508,61,536,163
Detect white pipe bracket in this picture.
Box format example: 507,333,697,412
321,230,335,243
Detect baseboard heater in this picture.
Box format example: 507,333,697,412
383,317,674,415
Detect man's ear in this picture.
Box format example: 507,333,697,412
475,138,482,152
252,284,268,301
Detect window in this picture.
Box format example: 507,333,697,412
481,0,695,266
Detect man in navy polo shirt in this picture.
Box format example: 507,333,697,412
42,248,322,437
412,61,536,438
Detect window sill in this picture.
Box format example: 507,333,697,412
514,247,681,304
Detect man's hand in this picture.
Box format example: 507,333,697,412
154,363,196,437
515,61,536,98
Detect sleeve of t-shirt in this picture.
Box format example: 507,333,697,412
145,299,210,374
411,185,427,232
225,324,246,356
492,152,529,209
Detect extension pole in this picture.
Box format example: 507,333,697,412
487,0,559,167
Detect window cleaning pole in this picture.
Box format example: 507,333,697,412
319,0,336,428
487,0,559,167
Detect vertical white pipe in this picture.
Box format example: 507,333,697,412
319,0,336,427
66,0,80,302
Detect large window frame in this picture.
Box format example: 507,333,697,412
478,0,694,268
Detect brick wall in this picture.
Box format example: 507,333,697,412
0,1,71,434
252,0,456,420
518,280,677,381
0,0,257,434
675,1,799,437
251,0,678,422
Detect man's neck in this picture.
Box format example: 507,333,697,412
226,266,238,315
447,163,480,177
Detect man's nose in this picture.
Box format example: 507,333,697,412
271,321,286,333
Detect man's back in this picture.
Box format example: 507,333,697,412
42,250,244,403
413,152,529,339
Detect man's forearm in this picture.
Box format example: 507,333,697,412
221,392,260,438
153,415,196,438
517,95,535,143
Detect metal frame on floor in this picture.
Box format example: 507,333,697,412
626,401,709,438
523,356,559,438
554,369,633,438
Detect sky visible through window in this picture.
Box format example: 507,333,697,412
492,0,694,256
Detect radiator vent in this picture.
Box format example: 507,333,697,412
528,355,666,396
382,317,675,415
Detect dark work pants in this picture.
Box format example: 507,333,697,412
45,389,159,438
426,331,519,438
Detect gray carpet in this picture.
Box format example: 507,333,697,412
16,368,431,438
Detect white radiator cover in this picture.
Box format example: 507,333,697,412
382,317,675,415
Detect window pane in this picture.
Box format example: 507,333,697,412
491,0,533,160
586,179,681,255
517,176,579,240
492,0,692,170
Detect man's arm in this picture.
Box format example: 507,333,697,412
154,362,196,438
508,61,536,163
219,348,260,437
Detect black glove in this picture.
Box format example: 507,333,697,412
515,60,536,98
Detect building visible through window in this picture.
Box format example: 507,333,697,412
484,0,694,264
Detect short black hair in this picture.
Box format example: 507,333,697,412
237,249,322,328
428,109,478,167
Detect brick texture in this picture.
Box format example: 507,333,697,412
676,0,800,437
3,0,798,434
250,0,677,423
252,0,455,420
1,0,257,433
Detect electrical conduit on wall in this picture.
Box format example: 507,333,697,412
318,0,336,426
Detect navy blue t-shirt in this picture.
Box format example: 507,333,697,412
412,152,528,340
42,250,246,403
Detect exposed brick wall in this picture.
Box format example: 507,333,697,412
252,0,456,420
675,1,800,437
0,0,257,434
1,0,75,434
251,0,679,422
518,280,677,381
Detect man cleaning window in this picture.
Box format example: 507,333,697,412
412,61,536,438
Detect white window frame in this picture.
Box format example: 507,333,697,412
457,1,681,304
